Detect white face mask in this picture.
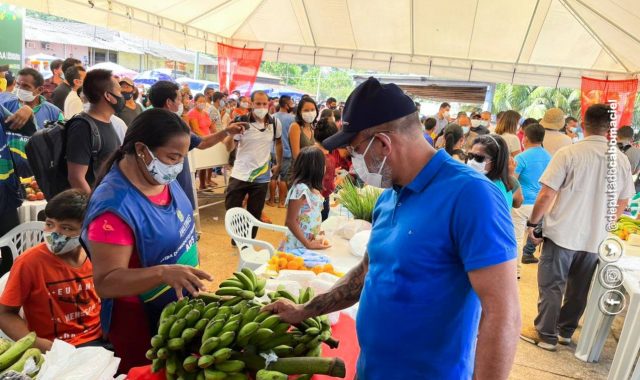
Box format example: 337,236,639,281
44,231,81,255
467,157,489,175
351,134,389,188
82,103,90,112
240,101,249,109
175,103,184,116
253,108,268,119
443,111,450,119
479,120,489,127
471,119,481,128
196,103,206,110
219,100,226,108
144,146,183,185
462,126,470,134
16,88,36,102
302,111,317,124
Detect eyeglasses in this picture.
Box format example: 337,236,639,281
346,130,392,156
467,152,492,164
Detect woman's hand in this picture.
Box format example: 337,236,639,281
306,237,331,250
161,265,213,299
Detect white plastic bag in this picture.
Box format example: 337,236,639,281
349,230,371,257
335,220,371,240
38,340,120,380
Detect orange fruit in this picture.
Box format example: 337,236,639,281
323,264,334,272
278,258,288,268
287,261,300,270
312,266,323,274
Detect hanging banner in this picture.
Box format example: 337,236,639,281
581,77,638,127
0,3,24,67
217,43,263,95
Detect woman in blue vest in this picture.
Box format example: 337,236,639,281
82,108,212,372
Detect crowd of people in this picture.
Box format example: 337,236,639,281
0,60,637,378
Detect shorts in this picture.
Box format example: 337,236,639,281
278,157,292,182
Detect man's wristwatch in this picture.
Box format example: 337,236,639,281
526,220,540,228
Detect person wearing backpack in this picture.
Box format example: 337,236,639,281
66,69,122,194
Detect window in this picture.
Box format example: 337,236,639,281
94,49,118,63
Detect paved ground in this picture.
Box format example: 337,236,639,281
196,194,620,379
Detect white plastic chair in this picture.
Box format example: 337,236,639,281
225,208,289,271
0,221,46,261
0,271,23,342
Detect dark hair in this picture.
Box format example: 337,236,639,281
524,123,545,144
291,146,325,192
45,189,89,222
213,91,225,103
472,134,511,190
295,96,319,125
314,118,338,144
444,124,464,156
326,97,337,104
18,68,45,88
319,109,334,120
619,126,634,140
83,69,114,104
204,86,215,94
440,102,450,109
278,95,292,108
423,117,437,131
496,110,521,135
565,116,578,125
61,58,81,74
94,109,191,188
584,104,611,133
333,109,341,122
194,93,205,102
522,118,538,128
64,66,85,87
149,80,179,108
5,72,15,87
50,59,63,73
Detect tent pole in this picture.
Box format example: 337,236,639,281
194,51,200,80
515,0,541,65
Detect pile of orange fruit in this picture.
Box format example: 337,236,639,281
267,252,342,276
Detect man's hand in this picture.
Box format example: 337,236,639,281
271,164,281,178
508,156,516,177
527,227,543,246
5,106,33,130
262,299,311,324
225,123,245,136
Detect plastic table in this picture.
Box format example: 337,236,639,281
575,240,640,380
17,200,47,223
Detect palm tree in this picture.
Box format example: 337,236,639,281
493,84,581,119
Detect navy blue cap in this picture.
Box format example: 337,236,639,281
322,77,416,151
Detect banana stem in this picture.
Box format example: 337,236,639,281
235,352,346,378
324,337,340,349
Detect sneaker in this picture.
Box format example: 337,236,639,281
558,335,572,345
520,327,557,352
521,254,539,264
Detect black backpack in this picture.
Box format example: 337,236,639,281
25,113,101,200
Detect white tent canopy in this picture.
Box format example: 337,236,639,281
13,0,640,88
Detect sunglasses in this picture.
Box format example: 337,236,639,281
467,152,491,164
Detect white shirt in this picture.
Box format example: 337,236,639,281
500,133,521,154
63,90,83,119
540,135,635,252
543,130,572,156
110,115,127,144
231,118,282,183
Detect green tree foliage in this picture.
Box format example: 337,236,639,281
260,61,355,101
493,83,582,119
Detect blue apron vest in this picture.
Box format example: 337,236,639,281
82,165,198,333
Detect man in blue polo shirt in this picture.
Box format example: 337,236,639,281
6,68,63,130
264,77,521,379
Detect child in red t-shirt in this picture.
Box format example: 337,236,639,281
0,190,102,352
314,118,343,221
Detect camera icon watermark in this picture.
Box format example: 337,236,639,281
597,237,626,315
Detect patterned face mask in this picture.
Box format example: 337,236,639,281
44,231,81,255
144,146,183,185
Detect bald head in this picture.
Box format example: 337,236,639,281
457,115,471,127
481,111,491,121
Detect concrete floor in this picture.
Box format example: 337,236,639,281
196,195,620,380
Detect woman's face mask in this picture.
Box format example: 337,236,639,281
142,146,183,185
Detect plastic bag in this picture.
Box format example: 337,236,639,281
288,248,331,268
349,230,371,257
335,220,371,240
37,339,120,380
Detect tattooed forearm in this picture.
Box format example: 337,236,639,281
304,253,369,316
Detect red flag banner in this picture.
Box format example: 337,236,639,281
217,43,263,95
581,77,638,127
